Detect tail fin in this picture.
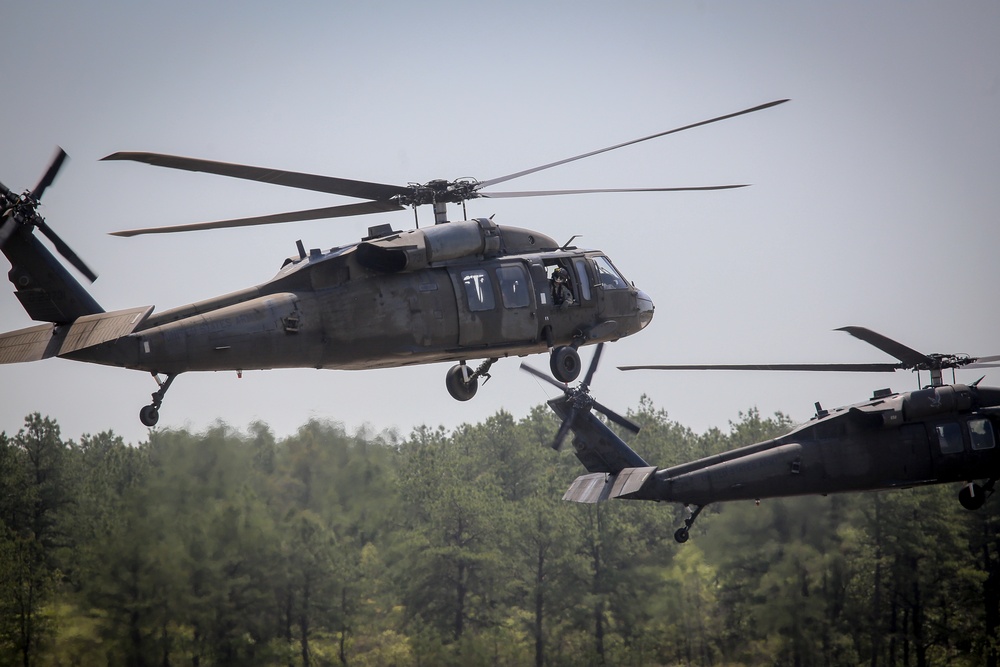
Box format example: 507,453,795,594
1,150,103,323
3,229,103,323
548,397,658,503
548,395,649,474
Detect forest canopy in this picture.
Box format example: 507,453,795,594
1,398,997,667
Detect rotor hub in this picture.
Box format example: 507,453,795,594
395,179,482,207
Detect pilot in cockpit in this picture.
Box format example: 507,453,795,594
550,266,575,307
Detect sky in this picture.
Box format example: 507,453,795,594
2,2,999,446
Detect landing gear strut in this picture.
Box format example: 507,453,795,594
445,358,497,401
674,504,704,544
139,373,178,427
959,479,996,510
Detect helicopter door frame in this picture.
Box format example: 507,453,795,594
452,267,498,348
571,256,594,306
449,263,537,348
495,261,538,344
929,416,999,481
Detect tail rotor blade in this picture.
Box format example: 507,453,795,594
30,148,68,202
552,409,578,451
0,212,16,247
592,399,641,434
581,343,604,390
35,218,98,282
520,361,571,394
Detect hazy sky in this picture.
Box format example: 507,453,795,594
2,2,999,445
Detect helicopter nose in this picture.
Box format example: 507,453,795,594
636,289,654,329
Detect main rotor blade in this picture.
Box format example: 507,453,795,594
478,99,789,189
617,363,900,372
520,361,571,394
30,148,68,202
34,218,98,282
481,185,749,198
836,326,932,368
591,399,641,434
111,200,405,237
967,355,1000,370
102,152,410,201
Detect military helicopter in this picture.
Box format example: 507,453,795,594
0,100,787,426
522,327,1000,543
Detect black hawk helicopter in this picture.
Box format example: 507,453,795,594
522,327,1000,543
0,100,786,426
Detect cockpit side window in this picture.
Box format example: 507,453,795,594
970,418,996,450
546,261,576,306
593,256,627,289
573,258,592,301
461,270,495,312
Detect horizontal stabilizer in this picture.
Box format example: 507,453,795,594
563,466,657,503
59,305,153,356
0,323,61,363
0,305,153,364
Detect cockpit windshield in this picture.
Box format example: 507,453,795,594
594,256,628,289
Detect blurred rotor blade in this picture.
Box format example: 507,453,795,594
591,399,641,434
30,148,68,202
520,361,571,394
111,200,405,237
552,410,578,451
836,326,932,368
581,343,604,389
479,99,789,189
481,185,749,198
0,212,16,247
618,363,900,372
102,152,410,200
34,218,98,282
967,355,1000,370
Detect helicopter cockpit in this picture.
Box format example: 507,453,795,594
593,255,628,290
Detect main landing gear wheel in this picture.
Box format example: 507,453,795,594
446,364,478,401
550,346,581,383
959,480,995,510
445,358,498,401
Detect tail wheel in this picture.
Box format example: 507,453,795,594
139,405,159,427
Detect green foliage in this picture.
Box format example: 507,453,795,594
0,401,996,666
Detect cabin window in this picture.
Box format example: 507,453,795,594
546,263,576,306
935,422,964,454
461,270,495,312
969,418,996,451
497,265,530,309
573,259,592,301
594,256,627,289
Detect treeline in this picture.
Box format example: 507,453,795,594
1,399,998,666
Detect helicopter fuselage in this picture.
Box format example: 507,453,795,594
644,383,1000,507
13,218,652,419
553,379,1000,542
